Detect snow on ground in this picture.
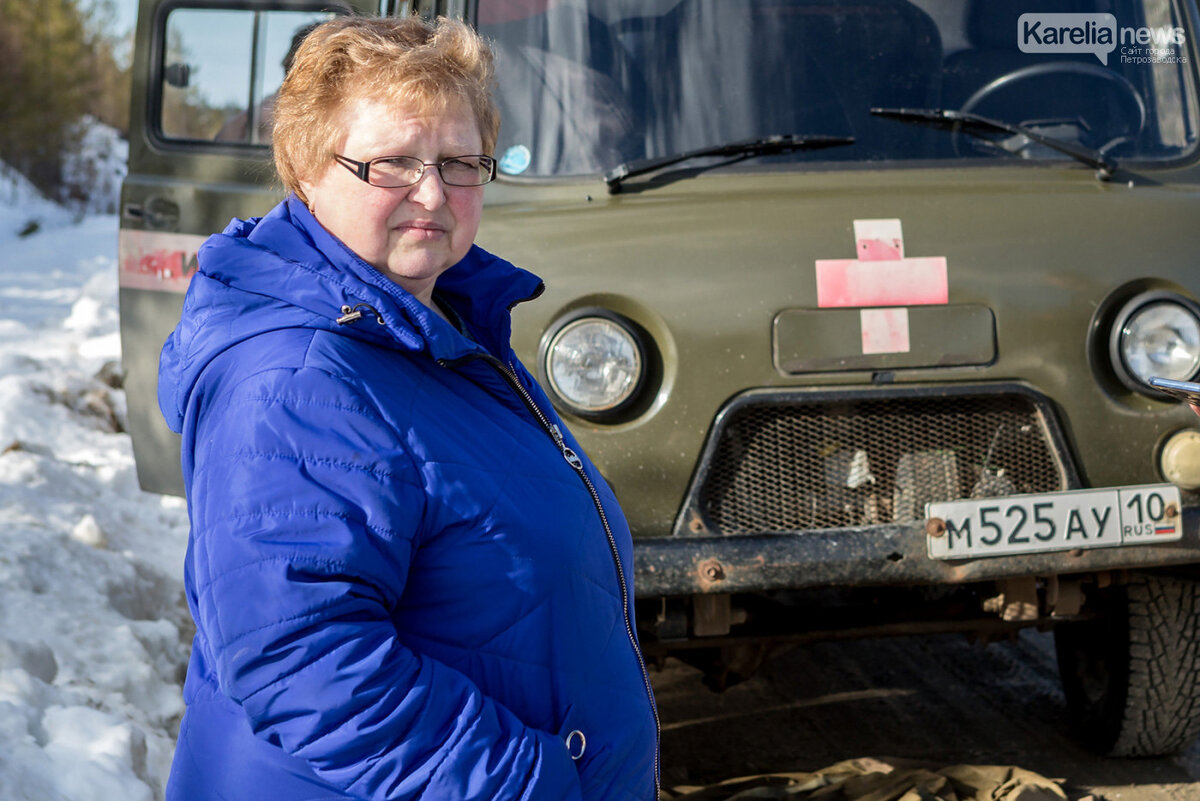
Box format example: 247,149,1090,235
0,159,191,800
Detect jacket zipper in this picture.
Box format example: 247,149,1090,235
444,351,662,796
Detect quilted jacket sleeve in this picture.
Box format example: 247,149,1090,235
186,359,583,801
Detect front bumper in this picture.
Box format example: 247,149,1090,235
633,505,1200,597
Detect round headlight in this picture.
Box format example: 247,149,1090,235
545,316,644,414
1111,293,1200,391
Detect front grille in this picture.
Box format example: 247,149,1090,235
694,389,1070,535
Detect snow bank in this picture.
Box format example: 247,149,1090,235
63,117,129,216
0,153,190,800
0,162,73,239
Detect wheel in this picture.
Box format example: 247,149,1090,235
1054,572,1200,756
955,62,1147,159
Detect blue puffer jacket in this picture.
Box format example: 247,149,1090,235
158,196,659,801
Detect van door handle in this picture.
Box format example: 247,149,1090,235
123,196,180,230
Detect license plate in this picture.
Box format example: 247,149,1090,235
926,483,1183,560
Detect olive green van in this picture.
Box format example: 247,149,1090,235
120,0,1200,756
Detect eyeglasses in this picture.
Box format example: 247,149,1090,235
334,154,497,188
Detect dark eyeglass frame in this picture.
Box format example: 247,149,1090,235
333,153,497,187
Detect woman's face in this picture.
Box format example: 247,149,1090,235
302,94,486,307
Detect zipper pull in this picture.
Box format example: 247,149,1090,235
550,424,584,471
336,305,363,325
337,303,386,326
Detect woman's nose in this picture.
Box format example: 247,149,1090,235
408,167,447,207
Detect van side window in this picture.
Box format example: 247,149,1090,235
159,8,333,144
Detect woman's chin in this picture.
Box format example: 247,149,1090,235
378,258,448,296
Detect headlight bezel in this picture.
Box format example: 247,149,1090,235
540,309,651,419
1108,290,1200,397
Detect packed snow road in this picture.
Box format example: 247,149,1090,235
653,631,1200,799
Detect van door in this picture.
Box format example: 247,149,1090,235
119,0,381,495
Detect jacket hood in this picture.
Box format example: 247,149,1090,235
158,195,544,433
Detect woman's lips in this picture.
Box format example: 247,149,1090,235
397,220,447,240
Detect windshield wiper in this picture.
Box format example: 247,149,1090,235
870,107,1116,180
603,134,855,193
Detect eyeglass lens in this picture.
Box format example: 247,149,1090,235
370,156,493,187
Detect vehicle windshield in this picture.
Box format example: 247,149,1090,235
477,0,1199,178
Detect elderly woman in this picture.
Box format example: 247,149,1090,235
157,15,658,801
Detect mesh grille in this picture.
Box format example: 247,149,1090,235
698,392,1067,535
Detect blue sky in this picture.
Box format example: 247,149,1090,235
112,0,138,36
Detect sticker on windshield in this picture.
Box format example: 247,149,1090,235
499,145,532,176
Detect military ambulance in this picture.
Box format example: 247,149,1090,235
120,0,1200,755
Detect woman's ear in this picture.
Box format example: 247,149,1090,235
295,182,315,214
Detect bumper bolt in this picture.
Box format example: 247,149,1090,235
699,559,725,582
926,517,946,537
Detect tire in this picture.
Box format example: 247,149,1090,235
1054,572,1200,756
